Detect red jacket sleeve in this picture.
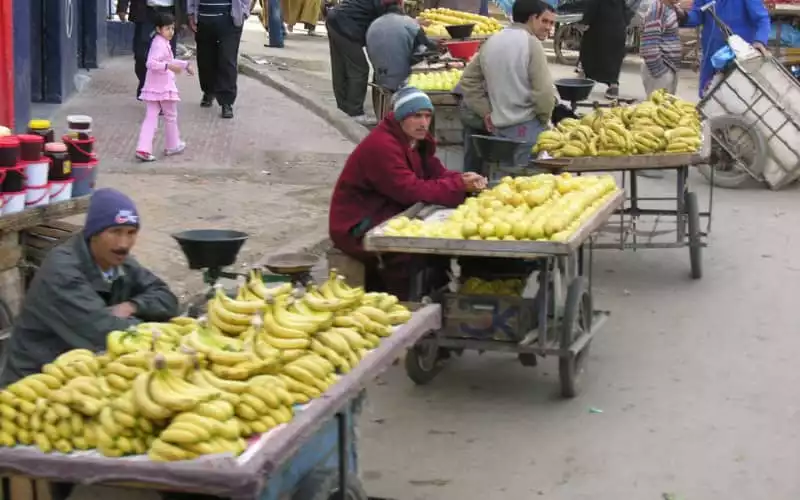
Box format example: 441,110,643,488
363,142,466,208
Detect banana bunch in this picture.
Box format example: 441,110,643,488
102,350,198,394
183,320,279,380
534,90,702,158
149,404,246,461
207,287,263,337
131,355,220,424
94,391,154,457
38,349,101,385
107,326,181,357
360,293,411,325
17,395,89,454
238,269,293,302
278,354,339,404
232,375,295,433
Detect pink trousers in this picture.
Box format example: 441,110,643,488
136,101,181,154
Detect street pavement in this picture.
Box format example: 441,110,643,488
237,19,800,500
48,56,351,301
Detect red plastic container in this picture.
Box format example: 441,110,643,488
445,40,481,60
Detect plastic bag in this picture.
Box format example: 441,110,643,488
711,45,735,70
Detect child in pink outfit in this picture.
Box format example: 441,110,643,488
135,13,194,162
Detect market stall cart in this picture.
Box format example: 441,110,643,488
697,3,800,190
532,149,711,280
363,188,624,398
0,304,442,500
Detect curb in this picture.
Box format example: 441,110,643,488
238,55,369,145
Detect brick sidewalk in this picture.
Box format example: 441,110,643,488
49,56,353,298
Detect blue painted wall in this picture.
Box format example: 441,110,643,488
12,0,31,132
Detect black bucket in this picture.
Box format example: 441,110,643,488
17,134,44,162
63,136,96,164
0,137,20,168
2,164,25,193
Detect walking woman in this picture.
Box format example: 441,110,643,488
579,0,630,99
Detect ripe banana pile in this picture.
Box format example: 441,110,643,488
533,90,703,158
0,269,412,461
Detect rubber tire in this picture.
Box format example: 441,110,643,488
699,114,767,189
685,191,703,280
404,338,443,385
553,24,583,66
558,277,592,399
293,470,368,500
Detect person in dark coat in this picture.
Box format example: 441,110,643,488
325,0,402,122
0,189,179,387
578,0,630,98
328,87,487,298
117,0,187,99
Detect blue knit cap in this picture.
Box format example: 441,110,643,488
393,86,434,121
84,188,140,238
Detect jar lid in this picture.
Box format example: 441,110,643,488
44,142,68,153
0,136,20,147
17,134,44,144
67,114,92,124
28,119,52,130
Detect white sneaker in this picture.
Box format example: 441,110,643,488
165,142,186,156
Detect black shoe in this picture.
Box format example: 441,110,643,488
221,105,234,119
201,94,214,107
604,86,619,100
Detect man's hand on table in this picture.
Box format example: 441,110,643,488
111,301,138,319
462,172,488,193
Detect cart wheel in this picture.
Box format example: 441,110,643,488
685,191,702,280
404,337,443,385
558,277,593,399
553,24,584,66
699,114,766,189
292,469,368,500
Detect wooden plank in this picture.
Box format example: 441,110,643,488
8,476,34,500
0,197,89,233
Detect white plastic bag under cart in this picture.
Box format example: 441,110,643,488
698,56,800,190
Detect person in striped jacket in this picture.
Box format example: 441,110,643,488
639,0,682,96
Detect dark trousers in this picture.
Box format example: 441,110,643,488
195,15,243,105
326,22,368,117
134,7,178,98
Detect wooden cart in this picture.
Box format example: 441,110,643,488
364,192,624,397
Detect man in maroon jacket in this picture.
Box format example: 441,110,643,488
329,87,487,298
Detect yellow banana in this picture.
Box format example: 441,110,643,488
161,422,210,444
283,365,328,392
207,305,250,336
148,438,198,461
247,385,282,409
193,400,235,421
131,372,173,420
196,369,250,393
263,303,313,339
279,375,321,399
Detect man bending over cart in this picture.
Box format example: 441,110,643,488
458,0,558,169
329,87,487,299
0,188,179,387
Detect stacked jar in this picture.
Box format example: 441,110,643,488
17,134,50,208
45,142,74,202
0,137,26,214
64,115,97,197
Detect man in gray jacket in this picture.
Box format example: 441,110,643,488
459,0,557,167
187,0,250,118
0,189,179,386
